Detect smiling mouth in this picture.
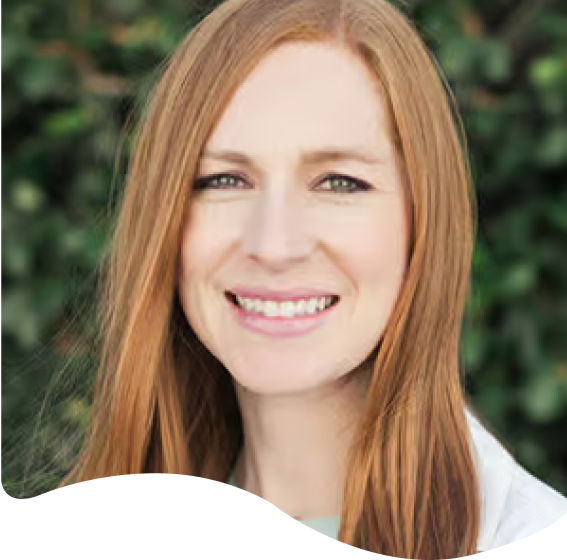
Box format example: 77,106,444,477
224,291,340,316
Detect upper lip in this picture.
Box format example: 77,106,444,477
227,286,338,301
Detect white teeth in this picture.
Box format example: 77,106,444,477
294,299,306,315
280,301,295,317
232,294,336,317
306,298,319,314
263,301,279,317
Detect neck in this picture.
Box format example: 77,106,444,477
232,367,371,520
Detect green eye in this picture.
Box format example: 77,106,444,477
318,174,373,193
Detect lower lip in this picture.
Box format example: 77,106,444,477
227,296,339,338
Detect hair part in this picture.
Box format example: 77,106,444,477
62,1,480,557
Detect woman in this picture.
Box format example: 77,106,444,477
61,0,567,557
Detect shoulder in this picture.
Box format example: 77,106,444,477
494,461,567,547
465,409,567,552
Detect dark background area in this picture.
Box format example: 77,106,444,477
3,0,567,498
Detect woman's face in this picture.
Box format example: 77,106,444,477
179,42,408,395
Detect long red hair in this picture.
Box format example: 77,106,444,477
62,1,480,557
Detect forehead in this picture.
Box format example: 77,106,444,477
204,42,392,159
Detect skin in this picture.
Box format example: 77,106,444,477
179,41,408,519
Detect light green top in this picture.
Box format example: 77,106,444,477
224,410,567,551
226,470,341,539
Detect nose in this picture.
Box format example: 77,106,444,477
242,187,314,270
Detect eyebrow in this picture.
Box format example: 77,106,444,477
201,147,386,168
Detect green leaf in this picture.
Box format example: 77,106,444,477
482,41,511,84
2,35,26,70
546,200,567,232
462,327,487,370
500,263,537,298
535,126,567,168
11,179,45,213
520,370,566,423
2,290,41,348
43,108,93,137
529,56,566,89
3,243,32,277
19,58,68,101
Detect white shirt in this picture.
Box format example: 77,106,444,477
466,409,567,552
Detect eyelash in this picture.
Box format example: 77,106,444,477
193,173,373,194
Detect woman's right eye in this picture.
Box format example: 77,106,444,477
194,173,249,191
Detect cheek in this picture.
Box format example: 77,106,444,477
178,209,218,322
180,204,238,278
322,200,407,291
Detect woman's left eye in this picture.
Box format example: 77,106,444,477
315,175,373,194
195,173,373,194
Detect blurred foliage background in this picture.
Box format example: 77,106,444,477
2,0,567,499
